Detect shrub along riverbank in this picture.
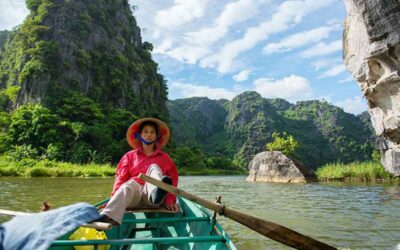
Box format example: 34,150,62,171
316,161,399,183
0,156,245,177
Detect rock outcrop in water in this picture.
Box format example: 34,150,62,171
343,0,400,175
247,151,316,183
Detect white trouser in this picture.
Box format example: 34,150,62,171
101,164,164,224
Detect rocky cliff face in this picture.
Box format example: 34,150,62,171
167,97,233,157
225,91,284,165
167,97,227,149
0,0,168,118
343,0,400,175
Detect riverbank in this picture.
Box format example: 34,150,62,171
316,161,400,183
1,155,398,181
0,156,245,177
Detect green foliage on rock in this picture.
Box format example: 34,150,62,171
371,150,381,162
266,132,299,157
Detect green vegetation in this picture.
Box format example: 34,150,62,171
0,0,169,166
0,155,244,177
0,103,136,164
0,155,115,177
316,162,399,182
0,30,12,50
168,146,242,171
0,0,379,177
266,132,299,157
281,100,374,167
168,93,375,168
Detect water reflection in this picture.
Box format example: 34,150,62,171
0,176,399,249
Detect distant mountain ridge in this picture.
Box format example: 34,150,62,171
167,91,374,169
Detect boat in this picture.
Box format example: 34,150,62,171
49,197,237,250
1,174,335,249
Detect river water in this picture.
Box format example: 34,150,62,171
0,176,399,249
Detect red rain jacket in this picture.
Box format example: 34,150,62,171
111,147,178,205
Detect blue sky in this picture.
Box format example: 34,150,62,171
0,0,368,114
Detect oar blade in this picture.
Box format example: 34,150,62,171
224,207,336,250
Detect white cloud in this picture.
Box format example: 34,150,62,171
300,39,342,58
165,46,210,64
334,96,368,115
318,64,346,78
311,58,347,79
155,0,210,29
185,0,267,46
153,39,173,54
263,24,339,54
253,75,313,102
233,70,250,82
201,0,335,73
185,26,225,46
169,81,236,100
338,76,355,83
311,58,342,70
0,0,29,30
162,0,269,68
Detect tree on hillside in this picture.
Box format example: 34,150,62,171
266,132,300,157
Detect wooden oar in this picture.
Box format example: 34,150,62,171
0,209,111,231
0,209,30,217
139,173,336,250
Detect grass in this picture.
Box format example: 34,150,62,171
0,155,115,177
316,161,399,183
0,155,246,177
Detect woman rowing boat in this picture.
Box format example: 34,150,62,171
95,118,179,225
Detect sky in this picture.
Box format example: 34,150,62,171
0,0,368,115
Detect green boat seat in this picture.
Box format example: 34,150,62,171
125,207,179,214
52,235,226,246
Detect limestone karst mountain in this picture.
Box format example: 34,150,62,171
0,0,167,119
0,0,168,163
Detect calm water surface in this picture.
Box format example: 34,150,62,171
0,176,399,250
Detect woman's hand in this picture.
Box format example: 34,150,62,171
164,203,180,212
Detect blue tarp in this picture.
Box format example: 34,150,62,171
0,202,100,250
